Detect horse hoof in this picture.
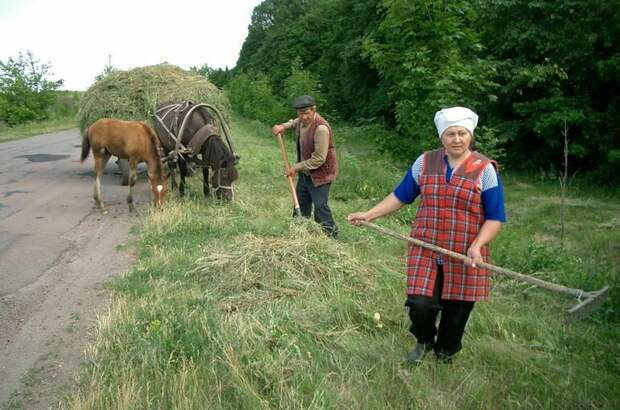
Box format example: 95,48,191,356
102,209,108,215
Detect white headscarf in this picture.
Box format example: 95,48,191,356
434,107,478,138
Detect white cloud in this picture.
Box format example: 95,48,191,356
0,0,262,90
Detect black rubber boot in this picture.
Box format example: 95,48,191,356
434,348,455,364
407,342,434,365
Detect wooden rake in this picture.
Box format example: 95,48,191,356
275,133,302,217
359,221,609,319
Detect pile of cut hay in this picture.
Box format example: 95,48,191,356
193,222,376,310
76,64,229,133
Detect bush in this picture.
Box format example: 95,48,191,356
362,0,497,162
226,72,288,124
0,51,63,126
283,57,326,111
48,91,81,119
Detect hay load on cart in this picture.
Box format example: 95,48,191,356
77,64,229,185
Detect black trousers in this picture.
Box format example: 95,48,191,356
295,173,338,238
405,264,475,357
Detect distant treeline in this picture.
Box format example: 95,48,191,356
199,0,619,184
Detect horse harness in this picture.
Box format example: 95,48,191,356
153,102,238,166
153,102,239,195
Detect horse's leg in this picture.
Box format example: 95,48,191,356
167,158,178,192
127,159,138,212
202,167,211,198
93,151,111,213
178,159,188,197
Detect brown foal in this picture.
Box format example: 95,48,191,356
81,118,168,213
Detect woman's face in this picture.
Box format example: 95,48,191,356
441,126,472,158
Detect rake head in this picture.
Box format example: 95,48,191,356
567,286,610,320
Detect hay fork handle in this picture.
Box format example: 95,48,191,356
275,133,302,217
359,221,608,317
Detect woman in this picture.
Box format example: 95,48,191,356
348,107,506,364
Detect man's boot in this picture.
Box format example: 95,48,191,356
407,342,433,365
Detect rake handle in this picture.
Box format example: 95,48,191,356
275,133,301,215
359,221,593,299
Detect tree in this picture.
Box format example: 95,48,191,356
0,51,63,126
235,0,384,120
308,0,385,120
363,0,497,159
236,0,320,95
230,0,620,180
283,57,325,109
226,72,287,123
190,64,233,88
476,0,620,181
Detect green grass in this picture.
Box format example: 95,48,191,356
64,115,619,409
0,115,77,142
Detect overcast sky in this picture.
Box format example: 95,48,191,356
0,0,263,91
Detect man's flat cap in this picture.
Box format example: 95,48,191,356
293,95,316,110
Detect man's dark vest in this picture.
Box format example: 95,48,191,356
295,114,338,186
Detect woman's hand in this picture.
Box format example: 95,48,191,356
347,194,405,227
466,244,483,268
347,212,371,226
466,221,502,268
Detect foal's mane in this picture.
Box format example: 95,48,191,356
141,122,165,184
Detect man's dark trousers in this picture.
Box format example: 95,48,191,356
295,173,338,238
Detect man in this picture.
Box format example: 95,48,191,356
272,95,339,238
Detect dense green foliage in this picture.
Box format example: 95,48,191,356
0,51,64,127
190,63,233,89
226,72,288,124
476,0,620,178
363,0,498,156
224,0,620,183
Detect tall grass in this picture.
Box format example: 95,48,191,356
64,115,619,409
0,115,77,142
0,91,80,142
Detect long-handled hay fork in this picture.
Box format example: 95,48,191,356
275,133,302,217
359,221,609,319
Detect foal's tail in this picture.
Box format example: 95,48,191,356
80,127,91,163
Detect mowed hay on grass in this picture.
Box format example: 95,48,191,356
194,221,376,312
76,63,229,133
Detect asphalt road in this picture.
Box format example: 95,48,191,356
0,129,146,408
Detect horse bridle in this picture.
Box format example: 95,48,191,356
213,167,234,200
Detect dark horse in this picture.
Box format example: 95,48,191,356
153,101,239,200
81,118,168,213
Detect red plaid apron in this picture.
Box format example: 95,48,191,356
406,148,494,301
